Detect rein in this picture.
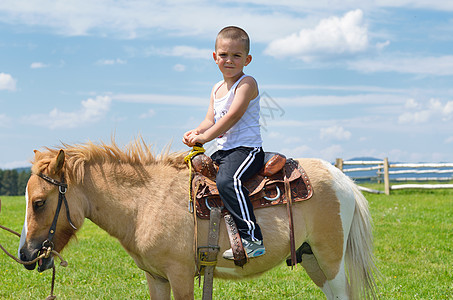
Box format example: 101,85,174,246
184,143,206,213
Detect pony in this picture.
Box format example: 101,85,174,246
18,139,378,299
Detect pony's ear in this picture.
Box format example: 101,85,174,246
50,149,65,174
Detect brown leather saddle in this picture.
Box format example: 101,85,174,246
190,152,313,219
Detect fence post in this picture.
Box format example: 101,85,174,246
335,158,343,171
384,157,390,195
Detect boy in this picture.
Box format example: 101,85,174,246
182,26,265,259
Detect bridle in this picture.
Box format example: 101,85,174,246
0,172,75,299
34,172,77,251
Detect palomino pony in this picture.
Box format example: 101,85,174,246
18,140,378,299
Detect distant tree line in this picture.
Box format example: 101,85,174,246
0,169,31,196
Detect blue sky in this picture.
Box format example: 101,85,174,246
1,1,453,169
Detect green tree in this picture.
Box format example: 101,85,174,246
17,170,31,195
0,169,3,195
1,170,18,196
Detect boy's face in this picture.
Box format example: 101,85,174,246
213,38,251,80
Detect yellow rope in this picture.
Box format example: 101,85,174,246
184,144,206,277
184,145,206,213
184,145,206,164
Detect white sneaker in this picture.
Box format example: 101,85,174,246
223,238,265,260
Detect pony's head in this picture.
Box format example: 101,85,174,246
18,139,186,272
18,149,79,272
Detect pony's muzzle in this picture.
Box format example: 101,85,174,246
19,243,55,272
19,246,38,270
37,256,54,272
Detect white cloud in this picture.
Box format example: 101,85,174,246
445,136,453,144
385,148,452,163
279,145,313,159
147,45,212,60
320,145,344,162
230,0,453,12
0,1,310,42
398,110,430,124
96,58,127,65
266,93,407,108
266,131,283,139
404,98,420,109
264,10,377,61
139,109,156,119
279,144,343,162
261,83,407,94
375,0,453,11
349,55,453,76
0,114,12,127
0,0,453,46
173,64,186,72
0,73,17,91
267,119,310,128
398,98,453,124
25,95,111,129
30,62,49,69
112,93,207,106
376,40,390,51
283,136,303,144
320,125,352,141
444,101,453,117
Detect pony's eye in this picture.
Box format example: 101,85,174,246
33,199,46,209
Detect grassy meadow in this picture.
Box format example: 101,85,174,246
0,185,452,299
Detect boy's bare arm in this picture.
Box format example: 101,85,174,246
190,77,258,144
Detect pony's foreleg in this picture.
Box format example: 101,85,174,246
166,264,195,300
146,272,171,300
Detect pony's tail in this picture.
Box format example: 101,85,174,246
345,183,380,299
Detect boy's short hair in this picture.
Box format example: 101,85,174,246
216,26,250,54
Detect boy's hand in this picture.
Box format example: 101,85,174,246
182,130,195,146
183,129,203,147
184,131,207,147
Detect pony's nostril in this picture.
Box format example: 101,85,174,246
19,249,27,261
19,248,37,270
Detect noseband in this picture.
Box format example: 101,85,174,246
34,172,77,250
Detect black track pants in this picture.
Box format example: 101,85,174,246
211,146,264,241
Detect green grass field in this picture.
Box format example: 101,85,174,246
1,186,452,299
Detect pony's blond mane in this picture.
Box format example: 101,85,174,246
32,138,188,183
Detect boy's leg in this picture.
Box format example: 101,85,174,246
212,147,264,242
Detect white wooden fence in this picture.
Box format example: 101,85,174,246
335,158,453,195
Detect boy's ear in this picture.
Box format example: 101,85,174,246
213,51,218,62
245,54,252,66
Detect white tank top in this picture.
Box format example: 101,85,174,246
213,74,262,150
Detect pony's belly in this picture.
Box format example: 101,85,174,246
213,260,279,279
214,266,249,279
